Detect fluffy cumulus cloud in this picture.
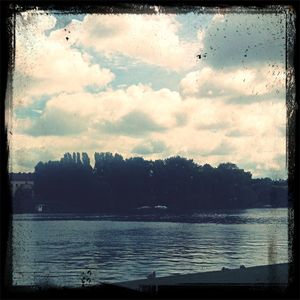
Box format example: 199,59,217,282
13,82,286,177
180,65,285,101
10,87,287,177
99,110,167,137
9,9,288,179
50,14,200,71
182,12,287,105
22,85,181,137
14,11,115,107
154,99,286,177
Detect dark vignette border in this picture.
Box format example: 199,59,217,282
1,0,15,298
0,0,299,299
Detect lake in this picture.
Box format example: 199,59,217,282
12,208,289,287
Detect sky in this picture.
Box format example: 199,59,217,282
8,7,288,179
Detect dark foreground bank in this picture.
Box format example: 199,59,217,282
116,263,289,291
5,263,297,299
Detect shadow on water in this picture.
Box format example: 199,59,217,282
13,208,288,224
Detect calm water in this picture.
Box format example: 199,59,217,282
12,208,289,287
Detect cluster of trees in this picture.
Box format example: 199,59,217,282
12,152,288,213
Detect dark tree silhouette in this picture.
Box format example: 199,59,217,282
11,152,287,213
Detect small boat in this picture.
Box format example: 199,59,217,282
154,205,167,210
136,205,168,212
137,206,151,210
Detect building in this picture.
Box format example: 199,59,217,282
10,173,47,213
10,173,34,197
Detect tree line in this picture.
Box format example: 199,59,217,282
12,152,288,213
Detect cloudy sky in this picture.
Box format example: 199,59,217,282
9,8,288,179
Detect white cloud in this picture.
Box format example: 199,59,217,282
57,14,200,71
10,83,287,178
180,65,285,101
23,85,182,137
10,11,288,179
14,11,115,107
146,96,286,178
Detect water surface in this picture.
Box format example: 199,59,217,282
12,208,289,287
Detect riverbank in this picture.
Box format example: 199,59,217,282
7,263,291,299
116,263,289,291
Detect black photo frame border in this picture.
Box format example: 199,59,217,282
0,1,299,299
